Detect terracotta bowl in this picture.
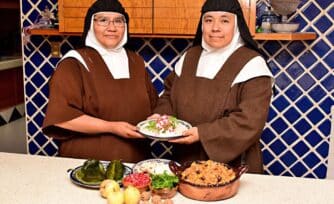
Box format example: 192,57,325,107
169,161,248,201
150,186,178,199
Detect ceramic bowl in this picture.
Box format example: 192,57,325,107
272,23,299,33
169,161,248,201
271,0,300,16
122,173,151,193
150,186,178,199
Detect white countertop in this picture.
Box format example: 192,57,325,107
1,152,334,204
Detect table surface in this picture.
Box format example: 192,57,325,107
1,152,334,204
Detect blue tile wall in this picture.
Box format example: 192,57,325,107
22,0,334,178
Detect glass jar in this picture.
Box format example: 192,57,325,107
261,6,279,33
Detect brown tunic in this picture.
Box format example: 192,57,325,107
43,47,158,162
154,46,272,173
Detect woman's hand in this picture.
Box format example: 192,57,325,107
110,122,144,139
169,127,199,144
56,115,144,138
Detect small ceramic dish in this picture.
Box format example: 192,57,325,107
122,172,151,193
132,158,176,175
271,23,299,33
150,186,178,199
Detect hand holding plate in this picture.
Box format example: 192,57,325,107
168,127,199,144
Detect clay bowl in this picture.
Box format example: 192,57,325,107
150,186,178,199
169,161,248,201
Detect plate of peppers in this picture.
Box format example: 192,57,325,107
68,159,132,189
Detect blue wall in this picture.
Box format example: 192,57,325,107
22,0,334,178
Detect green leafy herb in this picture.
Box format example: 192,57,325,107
145,120,158,132
151,172,179,189
169,116,178,129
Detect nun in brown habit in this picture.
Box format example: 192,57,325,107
42,0,158,162
153,0,274,173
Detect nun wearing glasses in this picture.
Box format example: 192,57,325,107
152,0,273,173
43,0,157,162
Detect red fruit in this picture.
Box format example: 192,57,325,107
122,173,151,191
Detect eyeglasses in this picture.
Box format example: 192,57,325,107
93,17,126,27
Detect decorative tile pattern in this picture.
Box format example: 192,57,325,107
0,104,25,127
21,0,334,178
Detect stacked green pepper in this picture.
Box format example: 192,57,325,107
106,160,124,181
76,159,125,183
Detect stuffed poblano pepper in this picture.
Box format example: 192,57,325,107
77,159,106,182
106,160,124,181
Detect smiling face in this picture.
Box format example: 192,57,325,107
202,11,235,49
93,12,126,49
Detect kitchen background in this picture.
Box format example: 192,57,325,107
1,0,332,178
0,0,26,153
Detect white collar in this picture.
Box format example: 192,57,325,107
196,15,244,79
174,15,273,85
175,52,273,87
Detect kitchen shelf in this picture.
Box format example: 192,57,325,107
28,28,194,39
247,0,316,41
29,0,317,41
253,32,317,41
29,28,80,36
29,28,317,41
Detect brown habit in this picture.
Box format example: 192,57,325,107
154,46,272,173
43,47,157,162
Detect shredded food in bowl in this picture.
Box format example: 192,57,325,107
181,160,236,186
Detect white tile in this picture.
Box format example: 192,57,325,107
16,103,26,116
0,107,14,123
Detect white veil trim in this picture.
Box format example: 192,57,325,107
58,12,130,79
175,13,273,86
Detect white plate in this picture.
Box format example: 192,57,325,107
137,119,192,141
133,159,177,175
68,161,132,189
